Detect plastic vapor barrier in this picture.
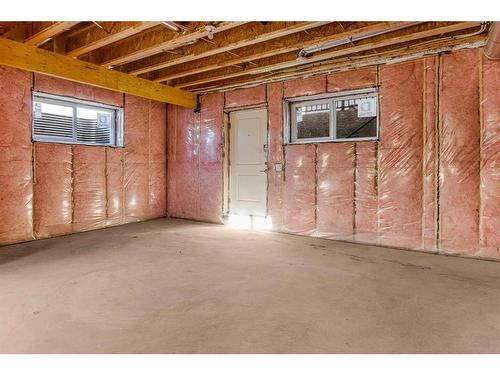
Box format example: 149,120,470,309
316,143,355,241
199,93,224,223
378,59,424,250
0,70,167,247
422,57,438,251
439,49,481,256
283,144,316,235
353,142,378,244
284,75,327,98
149,100,167,218
106,147,125,227
327,66,377,92
267,82,285,230
167,104,198,220
124,95,151,223
480,54,500,258
225,85,266,108
72,145,107,232
34,144,74,238
0,67,34,245
164,47,499,261
35,74,123,106
167,93,224,223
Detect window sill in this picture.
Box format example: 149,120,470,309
286,137,379,145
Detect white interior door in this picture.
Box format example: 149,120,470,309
229,108,268,217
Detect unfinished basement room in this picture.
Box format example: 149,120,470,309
1,2,500,366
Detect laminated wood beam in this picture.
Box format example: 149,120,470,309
0,37,196,108
175,22,482,89
130,21,330,76
25,22,79,46
66,22,162,57
101,22,248,67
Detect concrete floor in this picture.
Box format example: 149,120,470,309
0,218,499,353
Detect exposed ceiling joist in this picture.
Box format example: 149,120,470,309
24,22,79,46
175,22,482,89
131,21,330,76
0,36,196,108
194,36,486,94
66,22,162,57
153,22,416,82
101,22,247,67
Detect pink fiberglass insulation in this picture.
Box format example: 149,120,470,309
167,105,199,220
124,95,150,222
379,59,424,250
0,66,34,245
284,75,327,98
161,48,498,261
149,101,167,218
34,144,73,238
166,94,225,223
267,82,285,230
0,70,170,247
439,49,480,256
354,142,378,244
149,100,167,218
225,85,266,108
34,74,123,107
199,93,224,223
106,147,124,226
72,145,107,232
327,66,377,92
479,55,500,259
283,144,316,234
316,143,355,240
422,57,438,251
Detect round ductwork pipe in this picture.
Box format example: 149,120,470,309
484,22,500,60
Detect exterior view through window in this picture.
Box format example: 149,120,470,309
287,88,378,144
32,92,124,147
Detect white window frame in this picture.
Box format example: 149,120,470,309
32,92,124,147
290,99,333,143
284,88,379,144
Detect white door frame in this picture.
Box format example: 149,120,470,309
225,106,269,217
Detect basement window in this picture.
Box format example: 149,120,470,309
32,92,124,147
286,88,378,144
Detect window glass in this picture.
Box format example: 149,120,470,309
33,102,74,140
76,107,114,144
32,93,123,147
295,102,330,139
335,97,377,139
288,90,378,143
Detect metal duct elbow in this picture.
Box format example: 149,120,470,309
484,22,500,60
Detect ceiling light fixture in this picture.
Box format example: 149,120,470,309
162,22,180,32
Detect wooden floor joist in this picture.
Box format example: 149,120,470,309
130,21,330,76
175,22,482,89
101,22,248,67
193,36,486,94
2,21,489,95
0,37,196,108
24,22,79,46
153,22,416,82
66,22,162,57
